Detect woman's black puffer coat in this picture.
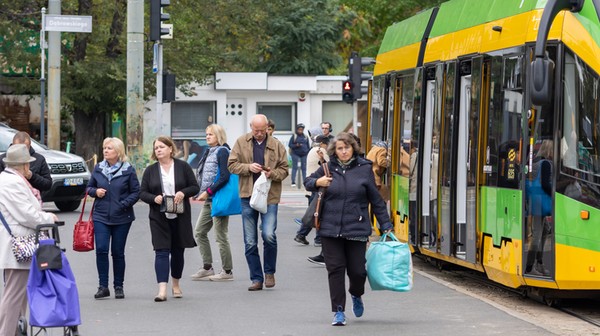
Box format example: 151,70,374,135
304,155,392,238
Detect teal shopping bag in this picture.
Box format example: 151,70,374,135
366,232,413,292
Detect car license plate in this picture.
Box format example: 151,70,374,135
64,178,84,186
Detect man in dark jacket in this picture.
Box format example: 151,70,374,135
287,123,310,188
0,131,52,192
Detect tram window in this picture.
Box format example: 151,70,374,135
400,74,415,177
488,54,524,189
371,76,386,143
562,51,600,177
503,56,523,89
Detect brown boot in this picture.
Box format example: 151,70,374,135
265,274,275,288
248,281,263,291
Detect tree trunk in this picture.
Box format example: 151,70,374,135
74,109,106,171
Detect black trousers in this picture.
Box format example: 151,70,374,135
321,237,367,312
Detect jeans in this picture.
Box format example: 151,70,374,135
155,248,185,283
94,221,132,288
194,202,233,271
291,153,307,185
241,198,278,283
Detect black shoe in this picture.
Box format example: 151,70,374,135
94,287,110,299
307,254,325,266
115,286,125,299
294,235,309,245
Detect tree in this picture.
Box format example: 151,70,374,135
340,0,445,57
257,0,344,75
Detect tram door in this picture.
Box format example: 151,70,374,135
422,65,443,250
523,47,557,278
452,59,481,263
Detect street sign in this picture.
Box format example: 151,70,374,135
44,15,92,33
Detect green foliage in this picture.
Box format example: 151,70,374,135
258,0,343,75
340,0,445,57
0,0,448,156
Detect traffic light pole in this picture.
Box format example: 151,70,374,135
155,41,163,135
352,101,358,135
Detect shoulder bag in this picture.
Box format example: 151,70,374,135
211,148,242,217
301,153,330,230
73,193,95,252
0,210,47,263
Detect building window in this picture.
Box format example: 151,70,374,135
257,103,294,132
171,101,216,138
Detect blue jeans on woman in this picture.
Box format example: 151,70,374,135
94,221,132,288
241,198,278,283
291,153,307,185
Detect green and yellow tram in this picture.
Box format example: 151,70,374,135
369,0,600,299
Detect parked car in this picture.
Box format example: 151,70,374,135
0,123,91,212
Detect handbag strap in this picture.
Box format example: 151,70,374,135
0,210,14,237
78,192,95,222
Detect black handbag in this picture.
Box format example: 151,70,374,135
301,159,330,230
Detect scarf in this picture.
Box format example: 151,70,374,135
6,167,42,206
100,160,129,181
336,156,356,170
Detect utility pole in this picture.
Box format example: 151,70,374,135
126,0,145,176
40,8,47,145
47,0,61,150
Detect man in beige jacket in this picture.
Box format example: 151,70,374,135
228,114,289,291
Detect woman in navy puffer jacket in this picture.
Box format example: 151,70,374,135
304,132,392,326
86,137,140,300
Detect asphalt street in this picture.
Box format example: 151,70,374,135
2,187,553,335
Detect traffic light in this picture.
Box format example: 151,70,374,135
348,51,375,101
342,80,354,104
150,0,170,41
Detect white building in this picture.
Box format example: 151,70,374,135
144,72,366,165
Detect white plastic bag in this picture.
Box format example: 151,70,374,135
249,172,271,214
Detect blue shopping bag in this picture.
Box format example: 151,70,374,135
211,173,242,217
27,239,81,328
366,232,413,292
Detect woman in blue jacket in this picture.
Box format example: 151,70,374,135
304,132,392,327
86,137,140,300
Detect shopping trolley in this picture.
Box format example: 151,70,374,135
19,222,81,336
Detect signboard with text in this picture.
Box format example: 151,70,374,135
44,15,92,33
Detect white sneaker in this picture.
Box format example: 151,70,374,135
190,268,214,281
209,270,234,282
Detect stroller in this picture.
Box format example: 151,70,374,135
19,222,81,336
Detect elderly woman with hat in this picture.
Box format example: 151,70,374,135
0,144,58,335
287,123,310,188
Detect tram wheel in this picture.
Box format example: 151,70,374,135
436,260,444,271
544,297,561,307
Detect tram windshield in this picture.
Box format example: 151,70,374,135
561,50,600,180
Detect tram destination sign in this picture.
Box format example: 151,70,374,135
44,15,92,33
